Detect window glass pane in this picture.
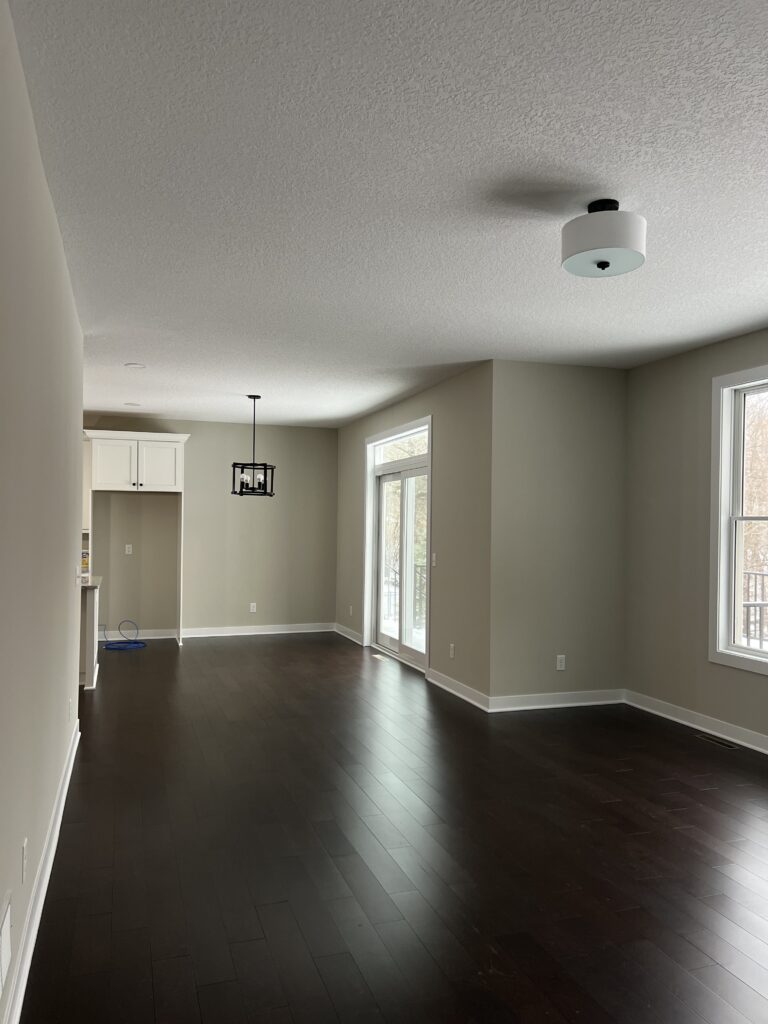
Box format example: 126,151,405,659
378,478,401,642
743,388,768,516
735,520,768,650
402,473,428,654
374,428,428,465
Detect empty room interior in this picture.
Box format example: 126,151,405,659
3,1,768,1021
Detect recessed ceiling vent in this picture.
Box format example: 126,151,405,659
562,198,646,277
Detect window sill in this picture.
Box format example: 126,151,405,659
709,646,768,677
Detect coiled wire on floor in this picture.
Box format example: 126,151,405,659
101,619,147,651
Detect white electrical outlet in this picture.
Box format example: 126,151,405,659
0,897,11,991
449,642,455,659
249,602,257,613
124,543,133,555
348,605,353,617
431,552,437,567
21,839,27,885
556,654,566,671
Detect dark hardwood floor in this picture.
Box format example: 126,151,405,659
20,634,768,1023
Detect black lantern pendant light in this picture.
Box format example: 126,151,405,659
231,394,276,496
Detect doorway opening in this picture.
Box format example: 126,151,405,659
364,418,431,669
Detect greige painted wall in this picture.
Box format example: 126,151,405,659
92,492,179,632
0,3,82,1017
627,328,768,733
86,417,338,629
490,362,626,696
336,363,493,693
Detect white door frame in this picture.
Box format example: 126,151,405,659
363,417,432,670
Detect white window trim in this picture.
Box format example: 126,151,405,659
710,363,768,675
363,416,432,654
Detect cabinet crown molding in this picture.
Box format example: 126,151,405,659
83,429,190,443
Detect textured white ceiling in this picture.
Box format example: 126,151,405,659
9,0,768,424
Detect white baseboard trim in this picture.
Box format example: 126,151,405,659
625,690,768,757
488,688,625,713
3,723,80,1024
101,628,176,641
181,623,336,639
426,670,625,714
423,670,768,755
334,623,364,646
81,662,99,691
425,668,491,711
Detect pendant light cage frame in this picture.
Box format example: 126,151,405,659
231,394,276,497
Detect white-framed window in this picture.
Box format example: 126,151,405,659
711,364,768,674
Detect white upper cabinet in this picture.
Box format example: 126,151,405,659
86,431,189,492
92,437,137,491
138,440,183,491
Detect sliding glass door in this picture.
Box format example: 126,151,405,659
376,468,428,665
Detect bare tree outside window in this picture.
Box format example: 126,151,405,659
739,388,768,647
374,431,428,465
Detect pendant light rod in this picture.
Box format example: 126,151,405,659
247,394,260,465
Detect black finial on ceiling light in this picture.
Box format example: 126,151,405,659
587,198,620,214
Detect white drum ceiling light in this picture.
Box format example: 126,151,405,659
562,199,646,277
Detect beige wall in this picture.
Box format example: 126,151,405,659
336,363,494,693
627,328,768,733
85,417,338,629
0,2,82,1017
491,362,626,696
335,360,627,701
92,492,179,632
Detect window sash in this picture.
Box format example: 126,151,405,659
373,426,429,467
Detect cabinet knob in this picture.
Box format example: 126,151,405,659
132,482,137,487
139,482,144,487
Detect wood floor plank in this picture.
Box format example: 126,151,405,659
152,955,202,1024
314,952,384,1022
256,901,337,1022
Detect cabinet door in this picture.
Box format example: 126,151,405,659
138,440,183,491
91,438,137,491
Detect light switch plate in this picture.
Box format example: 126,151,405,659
0,895,11,990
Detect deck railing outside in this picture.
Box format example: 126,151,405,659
381,564,427,628
742,571,768,649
